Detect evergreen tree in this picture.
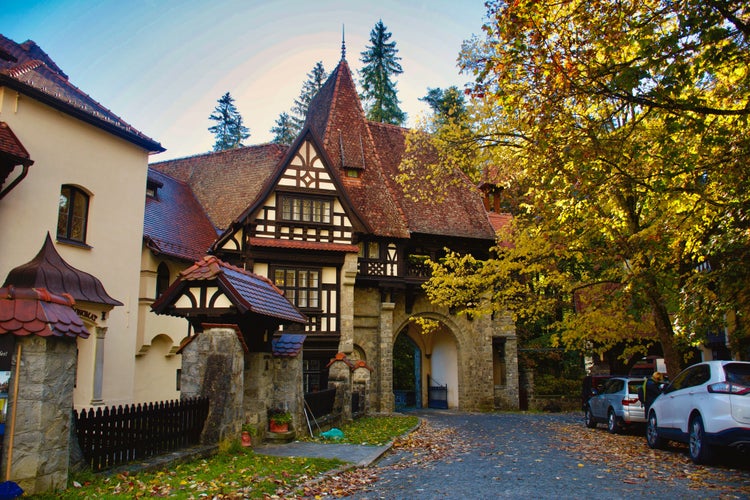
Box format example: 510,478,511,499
359,20,406,125
208,92,250,151
271,62,328,143
270,112,296,145
292,61,327,129
420,86,467,128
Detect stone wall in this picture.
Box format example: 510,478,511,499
179,328,244,443
2,336,77,494
352,286,519,412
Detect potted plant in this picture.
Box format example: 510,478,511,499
241,423,256,447
268,407,292,433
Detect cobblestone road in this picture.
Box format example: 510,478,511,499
342,410,750,500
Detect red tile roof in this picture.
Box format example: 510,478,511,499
0,286,89,339
0,121,32,165
150,143,287,231
144,168,218,262
3,233,122,306
307,58,496,240
0,35,163,153
248,237,359,253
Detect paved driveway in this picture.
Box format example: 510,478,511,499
341,410,750,499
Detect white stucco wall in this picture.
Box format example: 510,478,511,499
0,87,157,408
430,329,459,408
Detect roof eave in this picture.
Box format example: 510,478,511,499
0,75,165,153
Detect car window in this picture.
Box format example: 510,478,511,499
725,363,750,385
627,380,642,394
605,379,624,394
667,364,709,392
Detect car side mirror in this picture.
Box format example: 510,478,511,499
590,389,599,396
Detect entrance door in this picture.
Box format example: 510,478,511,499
393,333,421,409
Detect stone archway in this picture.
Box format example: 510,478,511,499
392,330,421,409
394,314,460,409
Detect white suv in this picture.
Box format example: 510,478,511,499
646,360,750,464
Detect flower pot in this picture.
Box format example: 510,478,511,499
269,420,289,433
241,430,252,447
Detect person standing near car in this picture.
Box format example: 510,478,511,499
642,371,664,413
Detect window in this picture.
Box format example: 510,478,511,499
57,185,89,244
358,241,380,259
156,262,170,298
273,268,320,309
280,195,331,224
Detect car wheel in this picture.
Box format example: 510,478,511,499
646,412,664,449
689,414,714,465
607,409,620,434
584,406,597,428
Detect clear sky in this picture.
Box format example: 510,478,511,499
1,0,488,160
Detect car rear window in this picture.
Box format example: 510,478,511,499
628,380,643,394
725,363,750,386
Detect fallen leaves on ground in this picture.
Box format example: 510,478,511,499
287,419,458,498
550,421,750,496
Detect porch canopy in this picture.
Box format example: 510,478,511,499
151,255,307,351
1,233,123,339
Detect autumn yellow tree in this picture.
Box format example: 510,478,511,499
404,0,750,376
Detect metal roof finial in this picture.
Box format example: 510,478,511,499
341,24,346,61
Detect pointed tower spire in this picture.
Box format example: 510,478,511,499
341,24,346,61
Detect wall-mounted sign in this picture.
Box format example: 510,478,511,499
0,335,14,372
74,308,99,323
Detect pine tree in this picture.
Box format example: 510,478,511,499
208,92,250,151
359,20,406,125
270,112,296,145
292,61,327,129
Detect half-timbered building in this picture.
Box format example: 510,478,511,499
149,52,519,411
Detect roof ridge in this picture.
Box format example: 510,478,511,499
151,142,286,166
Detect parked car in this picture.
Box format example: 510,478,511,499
581,375,611,411
646,360,750,464
584,377,646,433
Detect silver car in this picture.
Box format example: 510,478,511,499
584,377,646,433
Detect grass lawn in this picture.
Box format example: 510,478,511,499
29,414,418,499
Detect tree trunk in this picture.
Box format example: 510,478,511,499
646,284,682,378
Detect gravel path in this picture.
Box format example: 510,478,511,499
341,410,750,500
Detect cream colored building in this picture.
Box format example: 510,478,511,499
0,35,164,408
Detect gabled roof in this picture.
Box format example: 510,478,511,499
3,233,122,306
0,121,33,200
144,168,219,262
0,35,163,153
152,255,307,325
307,59,409,238
0,286,89,339
150,143,288,231
307,58,496,241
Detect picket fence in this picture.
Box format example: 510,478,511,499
73,397,209,471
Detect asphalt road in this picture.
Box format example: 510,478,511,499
345,410,750,500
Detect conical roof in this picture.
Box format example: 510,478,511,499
2,233,122,306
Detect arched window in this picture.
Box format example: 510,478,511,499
156,262,170,298
57,185,89,244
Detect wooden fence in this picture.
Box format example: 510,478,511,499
74,397,209,471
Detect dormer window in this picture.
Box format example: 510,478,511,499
344,168,360,178
279,194,331,224
146,178,164,199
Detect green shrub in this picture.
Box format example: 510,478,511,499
534,374,580,396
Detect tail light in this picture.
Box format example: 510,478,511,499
707,382,750,395
622,396,640,406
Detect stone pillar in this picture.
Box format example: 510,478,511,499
378,302,395,413
351,363,372,416
504,336,520,410
338,254,358,354
3,335,77,494
327,355,352,422
243,352,272,433
271,356,304,435
180,328,244,444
